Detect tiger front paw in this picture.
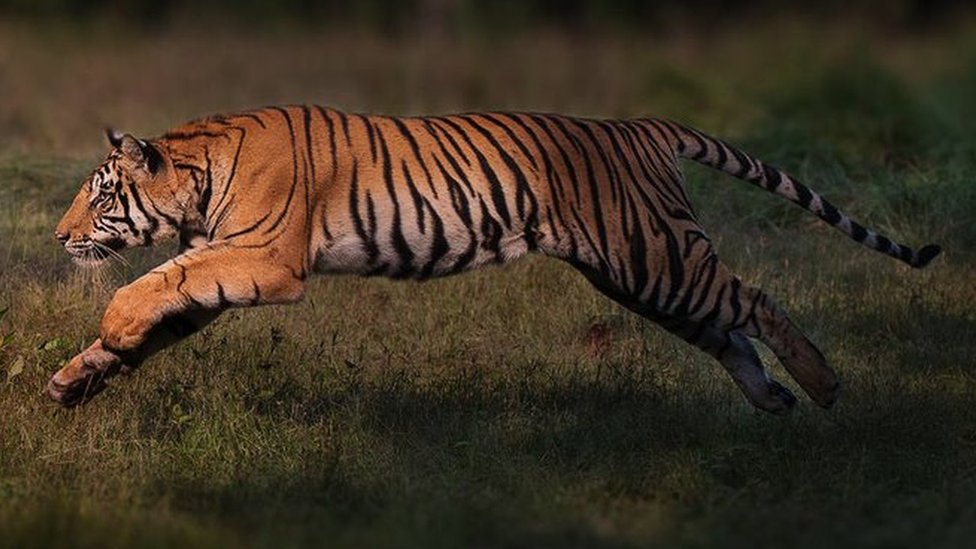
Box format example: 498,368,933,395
46,339,130,407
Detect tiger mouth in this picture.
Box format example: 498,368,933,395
64,238,126,265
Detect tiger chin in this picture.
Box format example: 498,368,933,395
48,106,941,413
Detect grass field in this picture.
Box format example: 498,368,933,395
1,15,976,549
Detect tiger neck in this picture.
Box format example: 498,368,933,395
160,131,241,243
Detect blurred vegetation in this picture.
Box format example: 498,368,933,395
1,7,975,549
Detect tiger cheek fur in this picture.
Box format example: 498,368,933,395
50,105,939,411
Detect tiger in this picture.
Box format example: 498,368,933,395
48,105,941,413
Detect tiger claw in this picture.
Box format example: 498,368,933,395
47,339,126,407
46,372,109,407
740,378,798,415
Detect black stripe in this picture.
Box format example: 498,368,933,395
338,111,352,148
444,174,479,273
442,162,473,225
261,107,300,237
173,259,188,295
105,193,138,236
459,114,538,225
793,179,814,208
126,182,158,245
899,245,913,263
424,118,473,168
641,120,689,180
302,105,317,192
621,122,685,209
550,116,613,272
586,120,623,207
651,118,684,153
250,277,262,304
659,224,685,312
476,197,504,266
423,119,476,195
597,123,646,265
140,187,180,230
222,211,272,240
436,116,513,229
698,283,727,326
478,113,540,171
237,113,268,129
162,130,226,142
419,200,450,278
314,106,339,180
348,159,379,264
686,254,719,316
314,106,338,241
510,114,570,234
528,115,581,204
378,134,416,277
714,140,728,169
821,201,843,225
682,229,710,260
363,115,378,163
200,148,214,218
686,129,709,160
645,121,698,209
624,188,648,297
600,121,651,215
544,207,560,242
208,128,247,238
365,191,378,256
762,163,782,192
391,118,440,198
215,282,229,307
875,234,892,252
728,279,743,327
725,143,754,179
567,206,609,275
401,160,427,234
530,113,582,204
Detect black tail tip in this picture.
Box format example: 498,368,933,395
912,244,942,268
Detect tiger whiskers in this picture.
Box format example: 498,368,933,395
92,241,130,267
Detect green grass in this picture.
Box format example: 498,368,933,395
1,17,976,549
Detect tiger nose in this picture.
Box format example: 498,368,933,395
54,231,70,245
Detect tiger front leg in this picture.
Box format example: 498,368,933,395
46,307,222,407
47,245,306,407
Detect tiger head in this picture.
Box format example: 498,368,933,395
55,130,183,264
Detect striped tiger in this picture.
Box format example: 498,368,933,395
48,106,941,413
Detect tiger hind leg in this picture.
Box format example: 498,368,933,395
710,282,840,408
574,259,839,409
651,255,841,408
658,317,797,414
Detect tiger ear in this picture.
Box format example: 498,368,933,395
119,134,146,166
105,127,125,149
107,129,163,176
105,128,145,164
